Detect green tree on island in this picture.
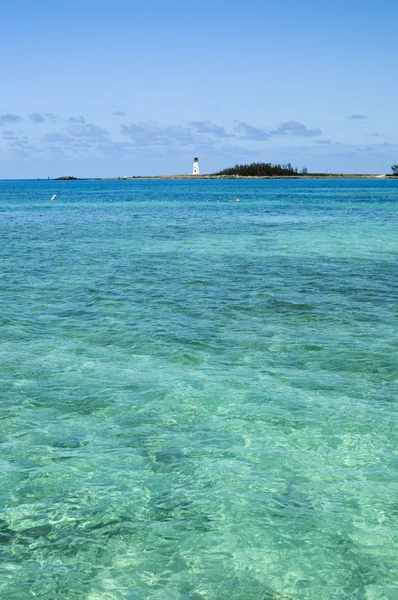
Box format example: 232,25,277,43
392,164,398,175
214,162,307,177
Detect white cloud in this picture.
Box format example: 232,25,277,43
235,120,322,140
190,120,230,137
29,112,46,123
67,116,86,124
274,121,322,137
120,121,193,146
234,122,270,140
0,113,22,125
66,123,109,141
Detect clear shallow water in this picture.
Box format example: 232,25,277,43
1,178,398,599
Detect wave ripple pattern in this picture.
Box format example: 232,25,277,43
1,178,398,599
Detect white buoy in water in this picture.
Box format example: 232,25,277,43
50,194,56,201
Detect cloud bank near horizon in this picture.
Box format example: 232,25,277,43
0,111,396,175
2,114,327,157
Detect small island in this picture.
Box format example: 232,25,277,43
53,163,398,181
213,162,307,177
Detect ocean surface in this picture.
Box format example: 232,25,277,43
1,178,397,599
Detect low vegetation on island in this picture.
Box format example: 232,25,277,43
212,162,398,178
54,175,80,180
213,162,308,177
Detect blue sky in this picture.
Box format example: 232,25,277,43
1,0,397,177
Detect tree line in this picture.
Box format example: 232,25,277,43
214,162,398,176
213,162,308,177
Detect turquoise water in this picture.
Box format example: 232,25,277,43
1,178,397,599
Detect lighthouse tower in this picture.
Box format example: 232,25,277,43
192,157,200,175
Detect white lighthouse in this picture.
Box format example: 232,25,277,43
192,157,200,175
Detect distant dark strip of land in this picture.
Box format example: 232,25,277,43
54,174,397,181
101,174,396,180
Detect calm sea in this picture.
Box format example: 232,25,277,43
1,178,397,599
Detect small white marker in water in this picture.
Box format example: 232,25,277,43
50,194,56,201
